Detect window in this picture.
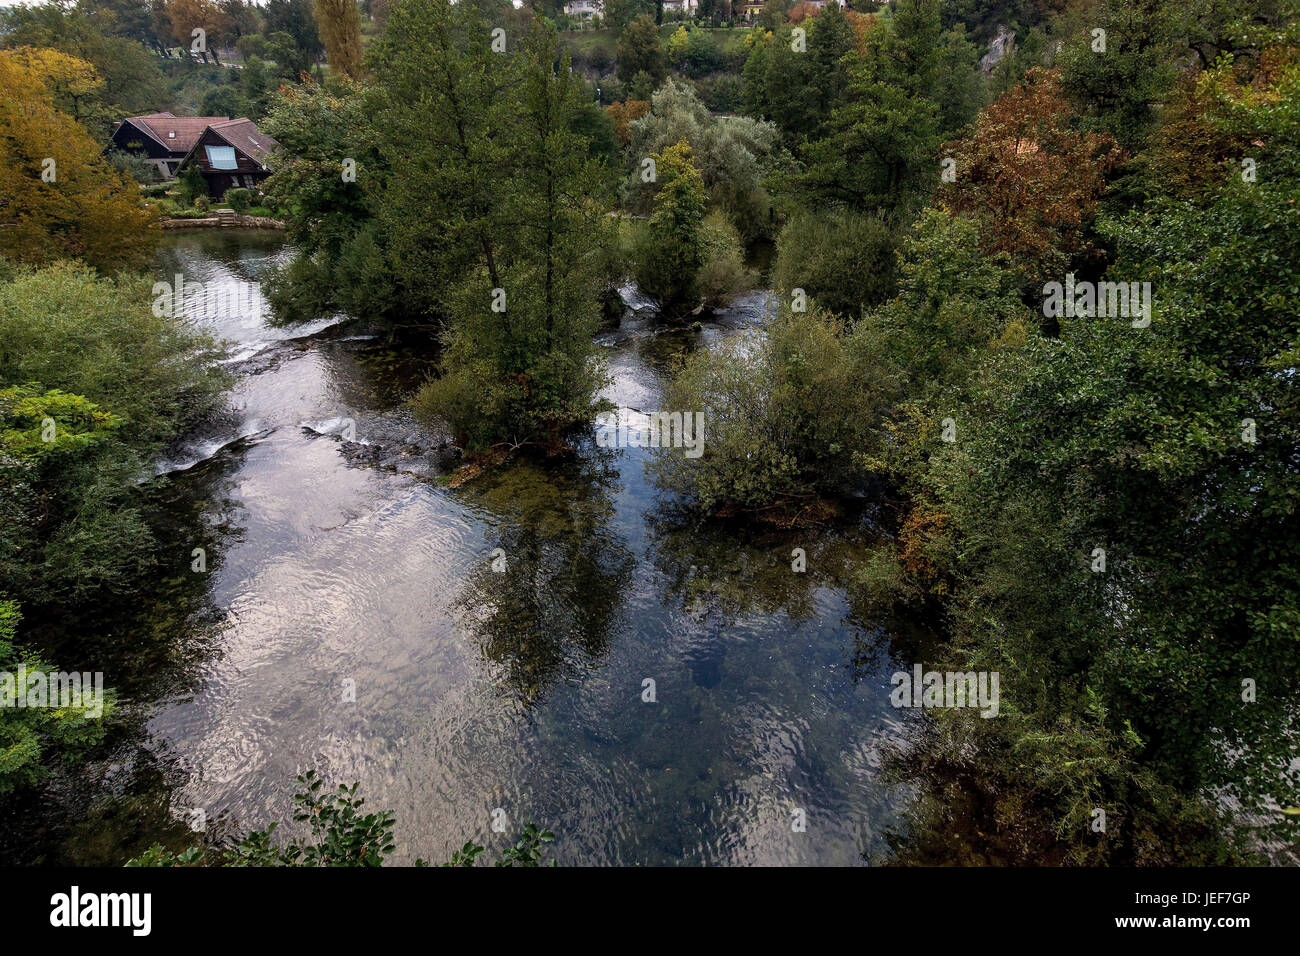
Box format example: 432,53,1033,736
168,131,176,139
204,145,238,170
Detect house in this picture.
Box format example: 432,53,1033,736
662,0,699,14
176,119,280,199
107,113,231,180
562,0,603,18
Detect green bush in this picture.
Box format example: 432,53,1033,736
773,210,900,321
694,210,754,308
650,307,876,513
0,264,227,601
178,164,208,204
691,73,744,113
225,187,252,214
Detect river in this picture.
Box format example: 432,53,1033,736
3,228,939,866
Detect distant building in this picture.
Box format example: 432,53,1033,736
176,119,280,199
563,0,603,19
107,113,231,180
742,0,847,19
662,0,699,13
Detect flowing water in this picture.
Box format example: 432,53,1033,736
4,229,940,866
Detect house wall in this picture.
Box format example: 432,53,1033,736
110,122,184,180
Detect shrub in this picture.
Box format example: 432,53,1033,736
773,210,900,320
692,73,745,113
0,264,227,601
694,210,754,308
178,164,208,203
225,187,252,214
649,307,876,513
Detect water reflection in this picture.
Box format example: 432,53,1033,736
451,441,634,708
0,426,250,865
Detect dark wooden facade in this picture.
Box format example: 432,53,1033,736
178,121,278,199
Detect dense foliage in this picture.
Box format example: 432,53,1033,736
0,264,227,603
652,0,1300,862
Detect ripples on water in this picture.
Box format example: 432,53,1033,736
5,230,930,866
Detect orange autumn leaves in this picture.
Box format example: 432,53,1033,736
0,49,158,273
942,68,1123,287
605,99,650,147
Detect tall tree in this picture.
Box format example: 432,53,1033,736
313,0,363,80
616,13,667,96
634,140,707,313
373,0,616,448
264,0,323,71
792,0,945,218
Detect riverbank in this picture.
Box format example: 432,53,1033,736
160,214,286,230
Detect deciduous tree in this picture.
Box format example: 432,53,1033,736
0,51,158,272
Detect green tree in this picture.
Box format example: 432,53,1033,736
791,0,945,219
744,5,855,145
1057,0,1182,152
633,140,707,314
129,771,558,867
264,0,322,74
373,2,616,449
241,54,273,118
856,52,1300,861
616,14,666,90
624,78,780,241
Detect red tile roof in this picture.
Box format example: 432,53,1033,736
123,113,231,152
208,118,279,166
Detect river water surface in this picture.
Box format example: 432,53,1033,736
5,229,940,866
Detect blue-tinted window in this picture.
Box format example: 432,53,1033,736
205,145,238,170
